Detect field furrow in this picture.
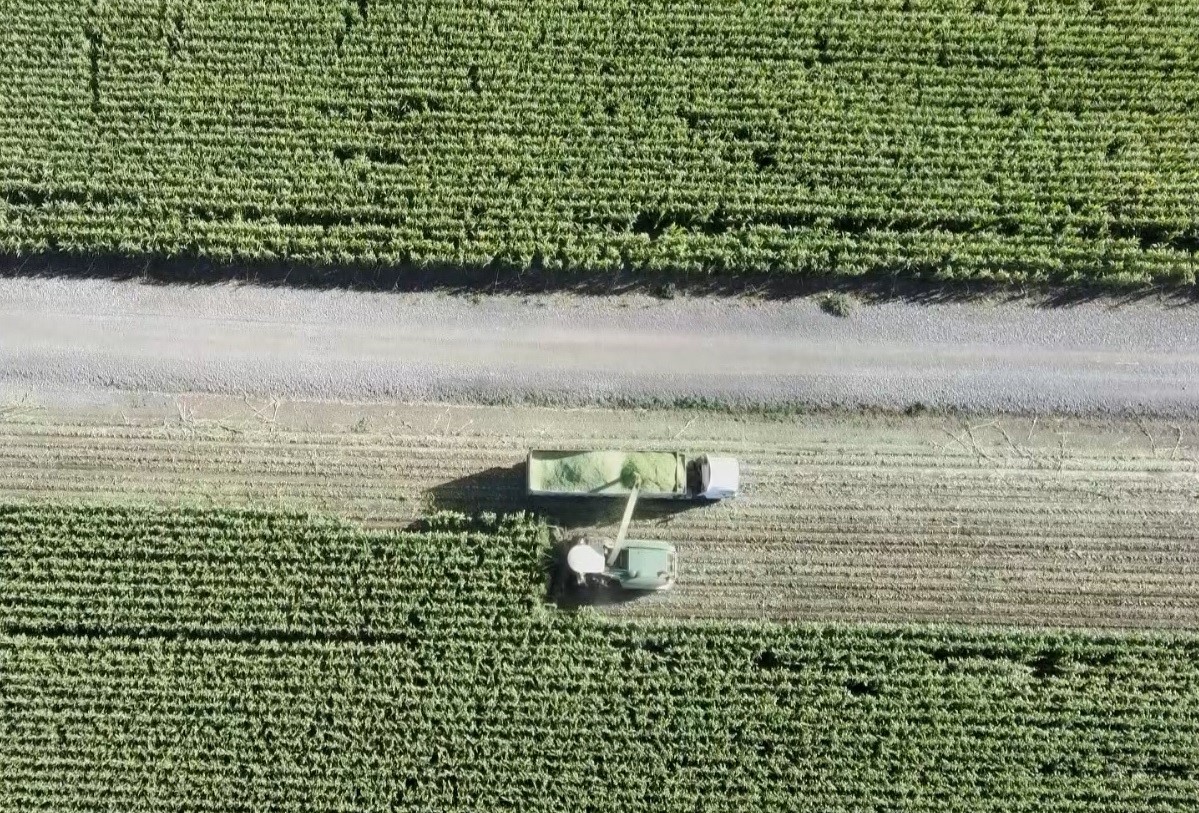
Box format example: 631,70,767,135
2,391,1196,628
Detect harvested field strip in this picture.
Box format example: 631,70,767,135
1,395,1196,627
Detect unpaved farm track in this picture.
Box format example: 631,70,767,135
4,277,1199,415
2,391,1197,629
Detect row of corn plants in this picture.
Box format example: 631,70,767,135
0,0,1196,284
2,501,1198,810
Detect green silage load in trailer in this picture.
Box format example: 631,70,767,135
529,451,684,495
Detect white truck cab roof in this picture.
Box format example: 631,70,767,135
700,455,739,499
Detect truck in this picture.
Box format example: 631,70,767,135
526,449,739,501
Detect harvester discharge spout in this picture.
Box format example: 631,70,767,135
606,481,640,567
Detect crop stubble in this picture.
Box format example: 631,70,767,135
1,391,1196,628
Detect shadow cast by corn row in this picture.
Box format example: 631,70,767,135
2,251,1197,307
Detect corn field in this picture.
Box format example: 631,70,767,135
2,502,1198,811
1,0,1197,284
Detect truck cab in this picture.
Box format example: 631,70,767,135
686,454,740,500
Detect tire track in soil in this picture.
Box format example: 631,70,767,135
1,391,1197,629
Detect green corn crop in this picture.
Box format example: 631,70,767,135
1,1,1196,285
2,501,1198,811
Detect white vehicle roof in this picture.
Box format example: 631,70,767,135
702,455,740,498
566,542,606,575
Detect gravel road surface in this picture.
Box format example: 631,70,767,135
2,277,1198,415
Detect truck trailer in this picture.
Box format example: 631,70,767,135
526,449,739,501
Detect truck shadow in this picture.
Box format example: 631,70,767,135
424,463,527,516
424,462,698,530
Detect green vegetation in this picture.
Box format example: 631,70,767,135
620,458,647,488
820,291,855,317
3,502,1199,810
2,1,1197,285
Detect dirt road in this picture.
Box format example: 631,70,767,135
2,278,1198,415
3,391,1196,629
